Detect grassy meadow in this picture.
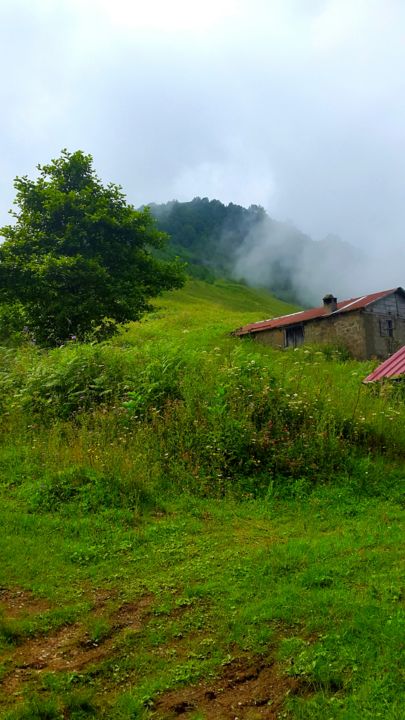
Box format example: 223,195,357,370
0,279,404,719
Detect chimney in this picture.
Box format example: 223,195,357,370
323,293,337,314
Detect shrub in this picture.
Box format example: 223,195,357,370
7,344,135,420
150,356,354,497
123,353,185,418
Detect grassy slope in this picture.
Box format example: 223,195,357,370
0,280,404,720
117,279,298,343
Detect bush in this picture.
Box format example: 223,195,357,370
123,353,185,418
150,356,354,497
2,343,187,422
2,334,405,505
5,344,135,420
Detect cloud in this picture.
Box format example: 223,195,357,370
70,0,240,33
1,0,405,297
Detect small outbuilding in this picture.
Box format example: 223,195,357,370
363,345,405,382
234,287,405,360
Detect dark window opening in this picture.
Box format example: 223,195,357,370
379,318,394,337
285,324,304,348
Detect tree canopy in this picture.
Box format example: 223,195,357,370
0,150,184,345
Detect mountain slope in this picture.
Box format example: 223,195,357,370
116,278,298,351
149,197,364,306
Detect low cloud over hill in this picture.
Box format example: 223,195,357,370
151,197,398,306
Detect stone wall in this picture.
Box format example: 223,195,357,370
253,327,284,348
304,312,367,358
252,312,368,358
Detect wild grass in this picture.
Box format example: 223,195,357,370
0,492,403,718
0,279,404,718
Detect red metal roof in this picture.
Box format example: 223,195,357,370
234,288,402,336
363,345,405,382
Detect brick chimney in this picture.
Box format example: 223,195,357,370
323,293,337,314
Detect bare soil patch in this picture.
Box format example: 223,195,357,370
112,595,153,630
0,594,153,697
2,622,111,696
153,656,305,720
0,587,52,619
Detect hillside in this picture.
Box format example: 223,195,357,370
150,198,364,305
0,279,404,720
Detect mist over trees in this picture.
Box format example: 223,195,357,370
150,197,364,305
149,197,266,281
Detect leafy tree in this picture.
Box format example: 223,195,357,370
0,150,184,345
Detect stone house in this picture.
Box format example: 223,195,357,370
234,287,405,360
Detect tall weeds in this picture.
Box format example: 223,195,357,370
1,334,404,510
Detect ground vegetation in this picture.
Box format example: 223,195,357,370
0,279,403,719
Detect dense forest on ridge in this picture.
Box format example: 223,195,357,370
150,197,362,305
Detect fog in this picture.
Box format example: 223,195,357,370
1,0,405,300
232,219,404,306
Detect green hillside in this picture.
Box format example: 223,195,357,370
117,279,298,345
150,197,363,305
0,280,404,720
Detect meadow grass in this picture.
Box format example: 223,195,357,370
0,279,404,718
0,492,403,718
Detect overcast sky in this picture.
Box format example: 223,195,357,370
1,0,405,253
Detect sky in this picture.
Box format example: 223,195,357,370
1,0,405,260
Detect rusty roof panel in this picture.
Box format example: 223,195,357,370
363,345,405,382
234,288,401,336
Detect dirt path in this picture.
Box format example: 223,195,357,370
0,587,153,697
1,587,306,718
153,656,305,720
